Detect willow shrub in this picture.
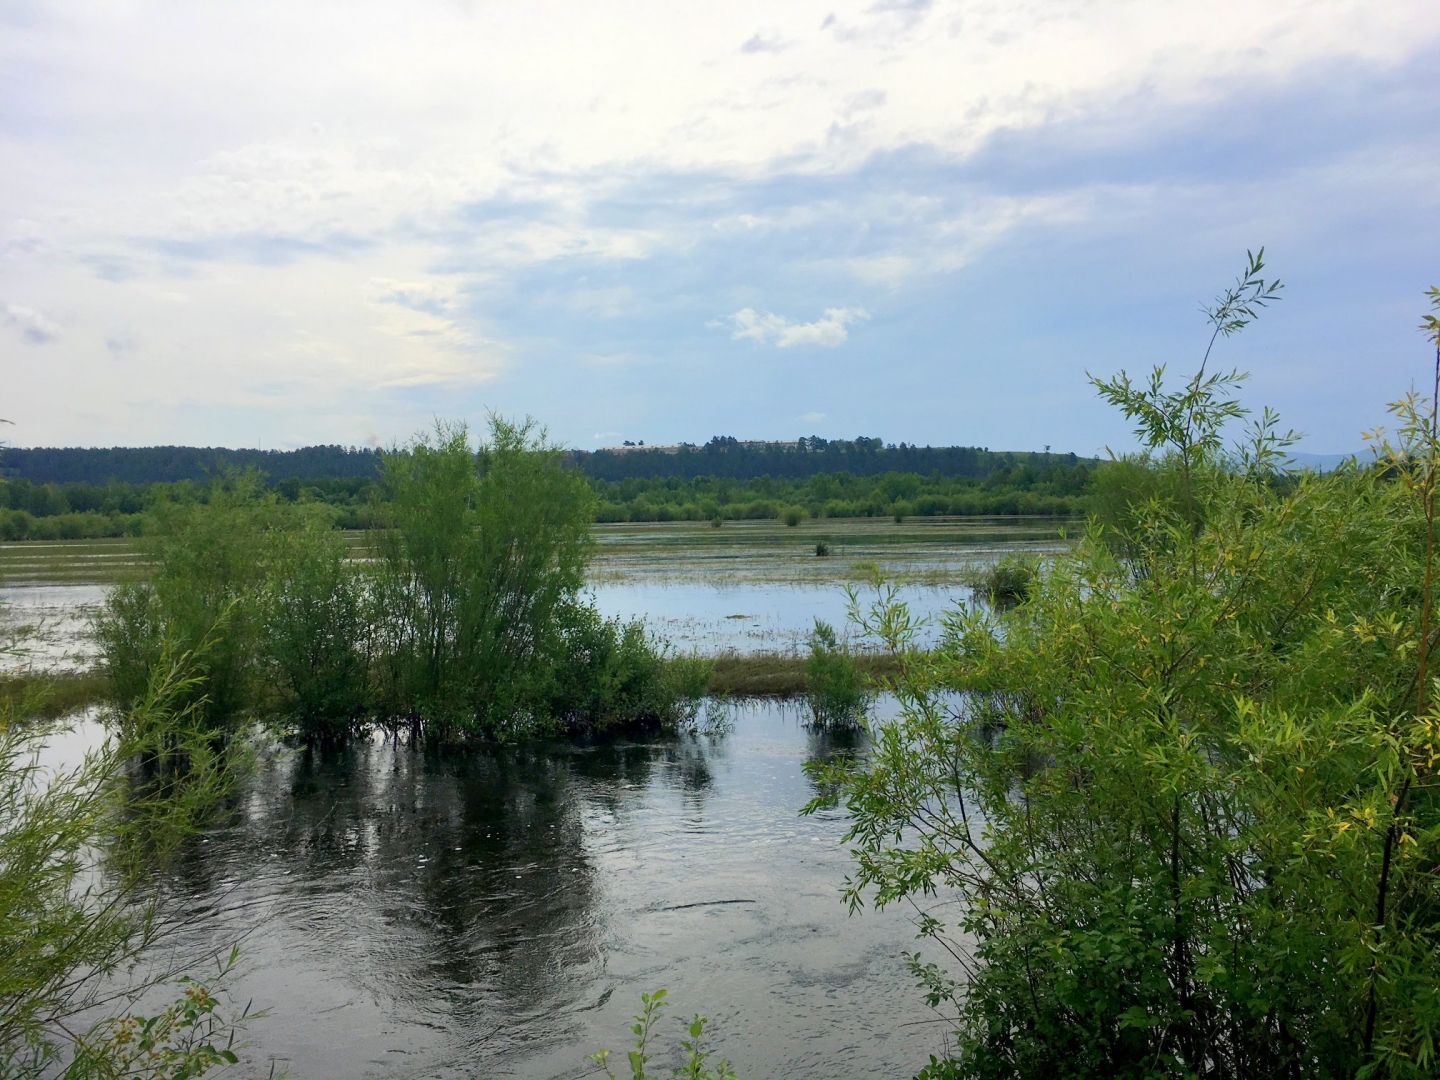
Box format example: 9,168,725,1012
368,417,700,741
808,271,1440,1078
93,472,327,734
261,522,373,742
0,650,250,1077
368,417,592,737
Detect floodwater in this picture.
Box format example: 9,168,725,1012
69,700,954,1080
2,520,1058,1077
0,517,1066,669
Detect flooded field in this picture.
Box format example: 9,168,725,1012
0,518,1069,669
79,698,952,1080
2,519,1057,1077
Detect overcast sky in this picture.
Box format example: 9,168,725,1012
3,1,1438,454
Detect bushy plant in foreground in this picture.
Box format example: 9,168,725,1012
0,647,249,1077
807,265,1440,1077
590,989,739,1080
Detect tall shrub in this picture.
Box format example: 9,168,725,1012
808,264,1440,1078
371,417,594,738
261,523,372,741
94,473,308,733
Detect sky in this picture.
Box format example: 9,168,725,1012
2,0,1438,456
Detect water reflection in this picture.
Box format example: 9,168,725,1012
153,700,941,1079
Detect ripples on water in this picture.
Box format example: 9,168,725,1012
133,699,946,1079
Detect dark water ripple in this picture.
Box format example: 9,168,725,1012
147,701,949,1079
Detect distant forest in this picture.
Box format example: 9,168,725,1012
0,445,383,485
0,437,1078,485
0,437,1095,540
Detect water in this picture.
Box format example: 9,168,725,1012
1,521,1048,1074
591,580,965,653
137,700,949,1079
0,581,970,672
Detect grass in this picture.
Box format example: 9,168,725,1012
0,670,109,718
0,655,906,723
703,651,902,698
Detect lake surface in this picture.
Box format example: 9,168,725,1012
71,700,954,1080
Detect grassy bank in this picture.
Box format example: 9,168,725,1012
705,651,901,697
3,652,908,721
0,670,108,718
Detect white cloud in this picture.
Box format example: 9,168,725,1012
728,306,869,347
3,304,60,345
1,0,1437,443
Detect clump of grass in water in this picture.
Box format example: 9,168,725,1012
805,619,870,728
814,541,830,557
968,554,1037,606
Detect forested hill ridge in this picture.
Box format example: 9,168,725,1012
0,444,383,485
1,437,1084,485
570,436,1082,481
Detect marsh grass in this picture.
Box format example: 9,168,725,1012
964,553,1039,606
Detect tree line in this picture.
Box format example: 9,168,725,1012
0,463,1095,541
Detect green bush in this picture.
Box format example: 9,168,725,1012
804,619,870,728
543,605,708,734
967,554,1037,606
808,267,1440,1076
93,472,313,733
783,506,803,527
0,652,249,1076
369,417,595,739
262,524,372,742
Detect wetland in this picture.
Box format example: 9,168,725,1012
0,515,1061,1079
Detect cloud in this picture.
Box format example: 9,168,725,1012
800,411,826,423
367,277,459,315
106,332,139,356
728,306,869,348
740,28,790,55
3,304,60,345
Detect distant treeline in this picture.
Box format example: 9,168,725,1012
2,436,1078,486
0,445,383,485
591,462,1092,522
572,435,1078,482
0,437,1095,541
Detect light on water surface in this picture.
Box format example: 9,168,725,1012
59,699,952,1079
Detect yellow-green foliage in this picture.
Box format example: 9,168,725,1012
810,275,1440,1077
